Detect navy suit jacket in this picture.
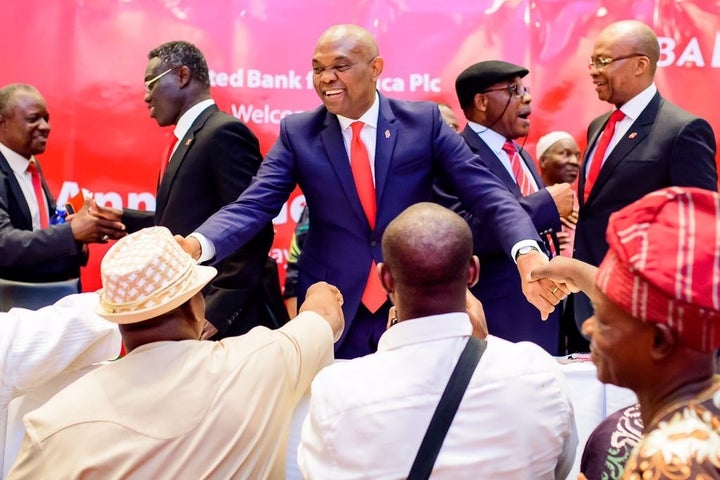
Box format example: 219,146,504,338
435,126,562,353
197,93,542,347
574,92,718,324
0,152,85,283
123,105,287,337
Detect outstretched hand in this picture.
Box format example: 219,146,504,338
516,250,571,320
301,281,345,342
529,256,597,295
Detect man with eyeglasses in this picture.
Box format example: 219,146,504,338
573,19,718,330
91,40,289,339
434,61,574,355
177,24,571,360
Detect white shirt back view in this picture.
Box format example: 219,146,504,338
298,313,578,479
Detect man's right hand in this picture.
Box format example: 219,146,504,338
546,182,575,218
175,235,202,260
69,202,126,244
88,200,123,222
300,282,345,342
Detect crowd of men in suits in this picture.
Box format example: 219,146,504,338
0,17,718,479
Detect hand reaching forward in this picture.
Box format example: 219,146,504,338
300,282,345,342
69,199,126,244
516,250,571,320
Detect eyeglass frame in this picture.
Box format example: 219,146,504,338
481,83,530,98
144,66,180,94
587,53,647,71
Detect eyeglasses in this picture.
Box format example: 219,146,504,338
588,54,647,71
482,83,530,98
144,66,179,93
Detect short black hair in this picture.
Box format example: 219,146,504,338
148,41,210,88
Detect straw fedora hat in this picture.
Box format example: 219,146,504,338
96,226,217,324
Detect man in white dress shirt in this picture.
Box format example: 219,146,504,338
298,202,577,479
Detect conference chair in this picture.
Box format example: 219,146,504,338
0,278,80,312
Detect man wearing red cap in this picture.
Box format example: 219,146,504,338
532,186,720,478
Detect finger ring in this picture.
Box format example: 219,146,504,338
552,287,558,294
101,234,109,242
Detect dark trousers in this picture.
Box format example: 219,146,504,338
335,302,391,359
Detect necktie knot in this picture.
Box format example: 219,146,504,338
26,161,38,174
609,109,625,124
502,141,516,155
351,121,364,137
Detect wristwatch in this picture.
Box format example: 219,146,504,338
515,245,540,261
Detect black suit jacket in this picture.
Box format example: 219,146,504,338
123,105,287,337
435,126,562,354
574,92,718,323
0,152,85,283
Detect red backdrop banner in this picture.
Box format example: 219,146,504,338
2,0,718,291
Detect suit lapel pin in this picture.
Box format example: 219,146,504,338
385,130,391,139
628,132,637,139
185,138,193,146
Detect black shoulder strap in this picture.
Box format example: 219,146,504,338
407,336,487,480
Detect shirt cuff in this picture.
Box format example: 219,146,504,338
510,240,546,264
189,232,216,263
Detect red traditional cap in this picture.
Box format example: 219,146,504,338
596,186,720,352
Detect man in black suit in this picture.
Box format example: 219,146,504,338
574,20,718,327
0,84,125,286
435,61,574,354
93,41,287,338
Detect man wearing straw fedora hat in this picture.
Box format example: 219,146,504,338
8,226,344,479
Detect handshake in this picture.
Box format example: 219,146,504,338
65,197,126,245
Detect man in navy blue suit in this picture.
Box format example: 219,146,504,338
180,25,568,358
435,61,574,354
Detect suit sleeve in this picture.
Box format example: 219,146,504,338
668,117,718,191
121,209,155,233
0,182,79,267
196,118,298,263
430,115,542,255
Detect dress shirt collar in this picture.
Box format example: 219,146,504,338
616,83,656,122
378,312,473,351
336,91,380,132
466,121,507,156
173,99,215,141
0,142,33,174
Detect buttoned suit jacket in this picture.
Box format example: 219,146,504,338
574,92,718,323
435,125,562,353
197,93,542,348
123,105,287,337
0,152,85,283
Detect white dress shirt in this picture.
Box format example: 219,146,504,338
0,142,47,230
298,313,578,480
0,293,121,476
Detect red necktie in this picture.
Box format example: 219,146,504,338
584,110,625,202
158,134,178,180
502,141,536,197
350,121,386,312
27,161,49,228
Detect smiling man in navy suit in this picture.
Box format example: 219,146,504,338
181,25,568,358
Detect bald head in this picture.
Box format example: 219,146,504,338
315,24,379,58
382,203,473,290
312,24,384,119
597,20,659,73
